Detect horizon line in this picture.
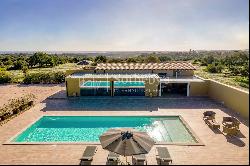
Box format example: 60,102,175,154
0,49,248,53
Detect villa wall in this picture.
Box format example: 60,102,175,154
208,80,249,118
66,78,80,96
190,78,249,118
66,69,94,76
189,81,208,96
152,70,173,76
179,70,194,76
144,78,160,97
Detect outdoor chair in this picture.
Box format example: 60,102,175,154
107,152,120,165
222,117,240,135
203,111,216,120
156,147,172,165
203,111,220,129
132,154,147,165
79,146,98,165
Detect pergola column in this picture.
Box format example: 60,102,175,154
187,82,190,97
110,81,114,96
159,82,162,96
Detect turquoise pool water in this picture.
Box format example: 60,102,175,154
82,81,145,87
13,116,197,143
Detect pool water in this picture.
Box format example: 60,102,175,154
82,81,145,87
13,116,197,143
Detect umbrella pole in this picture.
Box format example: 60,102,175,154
124,156,128,165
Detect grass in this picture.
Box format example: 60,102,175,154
194,65,249,91
8,63,79,83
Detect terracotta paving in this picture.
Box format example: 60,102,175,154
0,85,249,165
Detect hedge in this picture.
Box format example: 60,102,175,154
0,71,12,84
23,71,65,84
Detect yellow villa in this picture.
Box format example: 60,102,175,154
65,62,206,97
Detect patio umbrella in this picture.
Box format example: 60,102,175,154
99,128,155,164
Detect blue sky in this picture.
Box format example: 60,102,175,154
0,0,249,51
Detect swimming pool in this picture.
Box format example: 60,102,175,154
12,116,200,145
80,81,145,96
82,81,145,87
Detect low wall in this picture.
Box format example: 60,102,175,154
66,78,80,96
208,80,249,118
65,69,94,76
190,81,208,96
190,77,249,118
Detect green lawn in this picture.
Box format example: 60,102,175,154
194,65,249,91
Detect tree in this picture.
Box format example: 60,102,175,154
206,63,224,73
0,61,3,67
5,59,13,66
107,58,123,63
94,56,107,63
28,52,50,67
12,60,28,70
224,51,249,76
159,56,172,62
201,55,215,66
144,55,160,63
126,57,137,63
21,65,29,76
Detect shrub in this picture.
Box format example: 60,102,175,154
206,63,224,73
235,77,249,88
144,55,160,63
0,71,12,84
192,59,199,64
91,62,97,66
54,71,66,83
126,57,138,63
0,94,36,122
0,67,6,71
94,56,107,63
23,73,41,84
23,72,66,84
201,55,215,66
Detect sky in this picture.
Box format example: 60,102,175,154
0,0,249,51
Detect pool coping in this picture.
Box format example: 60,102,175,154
3,115,204,146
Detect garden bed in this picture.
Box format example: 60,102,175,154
0,94,36,126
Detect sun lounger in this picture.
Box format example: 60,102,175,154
79,146,97,165
222,117,240,135
107,152,119,165
203,111,220,129
132,154,147,165
203,111,216,120
156,147,172,165
204,118,220,129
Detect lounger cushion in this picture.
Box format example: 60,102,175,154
156,147,172,163
80,146,97,161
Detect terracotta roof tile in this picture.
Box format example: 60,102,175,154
95,62,196,70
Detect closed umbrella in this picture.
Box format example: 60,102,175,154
99,128,155,164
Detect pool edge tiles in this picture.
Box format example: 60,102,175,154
4,115,204,146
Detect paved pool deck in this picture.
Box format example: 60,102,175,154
0,96,249,165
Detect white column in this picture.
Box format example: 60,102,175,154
187,82,190,97
159,82,161,96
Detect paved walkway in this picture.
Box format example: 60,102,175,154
0,97,249,165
